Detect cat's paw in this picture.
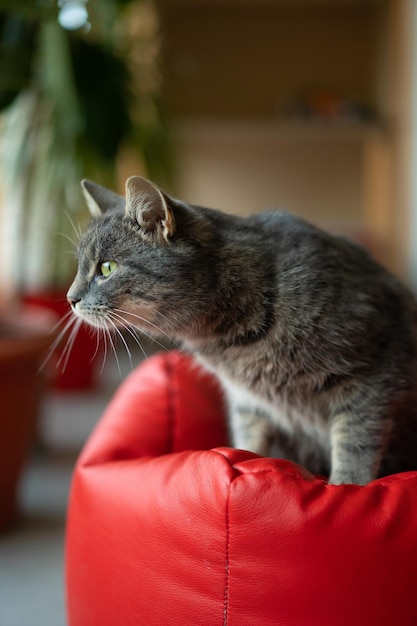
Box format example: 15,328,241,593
328,468,373,486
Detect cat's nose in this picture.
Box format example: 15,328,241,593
67,295,81,309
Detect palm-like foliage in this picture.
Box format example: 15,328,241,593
0,1,171,293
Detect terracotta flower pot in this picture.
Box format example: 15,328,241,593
0,311,52,530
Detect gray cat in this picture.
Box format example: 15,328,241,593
67,175,417,484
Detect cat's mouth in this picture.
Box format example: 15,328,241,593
70,304,114,330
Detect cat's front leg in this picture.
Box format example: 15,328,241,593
221,381,276,456
229,403,275,457
329,409,388,485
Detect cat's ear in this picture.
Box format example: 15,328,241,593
125,176,175,242
81,179,125,217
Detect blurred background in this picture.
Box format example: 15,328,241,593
1,0,417,624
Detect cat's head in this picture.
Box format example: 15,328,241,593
67,176,219,339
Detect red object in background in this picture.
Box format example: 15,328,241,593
23,291,101,390
0,313,52,530
66,351,417,626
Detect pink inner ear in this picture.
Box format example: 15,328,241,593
162,205,176,239
125,176,175,241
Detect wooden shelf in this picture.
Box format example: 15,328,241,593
174,119,386,144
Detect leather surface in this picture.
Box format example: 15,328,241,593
66,351,417,626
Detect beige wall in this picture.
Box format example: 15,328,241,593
172,120,366,234
155,0,413,275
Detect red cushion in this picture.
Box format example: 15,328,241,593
66,351,417,626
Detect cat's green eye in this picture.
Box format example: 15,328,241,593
100,261,118,278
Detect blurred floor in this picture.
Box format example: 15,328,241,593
0,340,159,626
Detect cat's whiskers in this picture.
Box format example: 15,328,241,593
39,310,77,373
56,231,79,250
113,308,175,354
96,316,109,375
89,319,104,365
64,210,83,244
113,307,174,343
42,307,169,379
108,311,149,361
101,313,123,378
58,316,83,373
49,308,74,336
106,315,133,366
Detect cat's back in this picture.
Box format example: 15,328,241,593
246,209,411,301
244,208,417,369
243,209,364,272
247,209,369,263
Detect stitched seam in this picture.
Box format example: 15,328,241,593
223,483,231,626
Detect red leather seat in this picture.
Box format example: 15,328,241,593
66,351,417,626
